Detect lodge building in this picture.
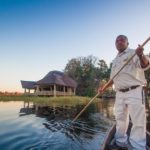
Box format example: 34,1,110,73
21,71,77,96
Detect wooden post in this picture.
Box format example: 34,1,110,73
69,87,72,96
54,84,56,97
74,88,76,95
49,86,51,95
63,86,65,96
35,85,39,96
36,85,39,91
24,88,26,93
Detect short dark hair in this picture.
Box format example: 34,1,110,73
116,35,128,41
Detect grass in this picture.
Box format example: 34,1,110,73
0,95,101,106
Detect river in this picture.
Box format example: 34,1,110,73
0,98,149,150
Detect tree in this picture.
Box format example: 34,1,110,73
96,59,110,81
64,58,82,80
145,67,150,111
64,55,111,97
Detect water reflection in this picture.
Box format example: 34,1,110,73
18,100,115,150
19,100,114,130
19,99,115,119
19,99,150,132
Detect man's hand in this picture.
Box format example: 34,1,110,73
98,80,107,94
98,80,113,94
98,86,104,94
136,45,144,57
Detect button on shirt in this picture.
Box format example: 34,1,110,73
110,48,150,91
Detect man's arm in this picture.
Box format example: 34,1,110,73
138,54,149,68
136,45,149,68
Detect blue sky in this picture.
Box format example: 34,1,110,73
0,0,150,92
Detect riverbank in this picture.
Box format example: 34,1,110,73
0,95,101,105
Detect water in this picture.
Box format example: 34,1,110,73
0,99,149,150
0,99,115,150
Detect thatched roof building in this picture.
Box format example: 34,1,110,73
21,81,36,89
21,71,77,96
37,71,77,88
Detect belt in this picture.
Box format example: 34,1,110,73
119,85,140,92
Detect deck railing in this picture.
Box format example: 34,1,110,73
34,90,74,96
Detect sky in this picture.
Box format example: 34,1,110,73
0,0,150,92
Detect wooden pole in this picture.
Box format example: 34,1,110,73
72,37,150,123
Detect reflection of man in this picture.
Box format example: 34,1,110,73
99,35,150,150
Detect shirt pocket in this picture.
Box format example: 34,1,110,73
122,55,134,67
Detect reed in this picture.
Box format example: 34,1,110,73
0,95,100,105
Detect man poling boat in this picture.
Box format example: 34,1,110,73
99,35,150,150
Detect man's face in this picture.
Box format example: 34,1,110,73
115,36,128,53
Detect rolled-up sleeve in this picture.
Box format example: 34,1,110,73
135,55,150,71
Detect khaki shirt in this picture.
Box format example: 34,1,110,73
110,48,150,91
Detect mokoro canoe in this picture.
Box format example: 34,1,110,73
101,122,150,150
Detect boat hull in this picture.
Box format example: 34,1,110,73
101,122,150,150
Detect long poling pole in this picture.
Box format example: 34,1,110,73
72,37,150,123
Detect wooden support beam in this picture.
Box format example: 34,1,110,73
74,88,76,95
63,86,65,96
54,84,56,97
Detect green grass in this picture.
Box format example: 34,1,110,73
0,95,100,106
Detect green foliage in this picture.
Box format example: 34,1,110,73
64,55,111,97
145,68,150,89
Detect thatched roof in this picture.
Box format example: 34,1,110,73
37,71,77,88
21,80,36,89
21,71,77,89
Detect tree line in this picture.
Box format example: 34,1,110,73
64,55,111,97
64,55,150,97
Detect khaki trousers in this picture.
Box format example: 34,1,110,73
115,86,146,150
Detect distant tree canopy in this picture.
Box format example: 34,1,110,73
64,55,111,97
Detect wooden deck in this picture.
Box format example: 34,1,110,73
24,90,75,96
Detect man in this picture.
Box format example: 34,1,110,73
99,35,150,150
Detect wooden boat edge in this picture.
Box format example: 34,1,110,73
100,123,150,150
100,123,116,150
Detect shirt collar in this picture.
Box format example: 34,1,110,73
117,48,129,57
